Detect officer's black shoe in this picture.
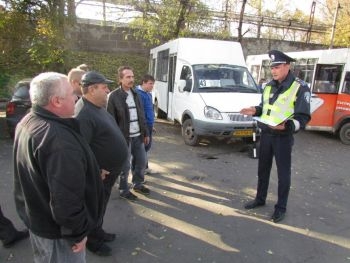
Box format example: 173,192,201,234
3,230,29,248
103,232,116,242
87,242,112,257
244,199,265,210
271,210,285,223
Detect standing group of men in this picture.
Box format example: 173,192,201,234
8,65,155,262
3,49,311,262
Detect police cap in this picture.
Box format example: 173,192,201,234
81,71,114,87
268,50,296,66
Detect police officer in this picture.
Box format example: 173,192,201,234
240,50,311,223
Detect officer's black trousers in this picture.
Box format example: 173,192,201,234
255,132,294,212
0,205,18,243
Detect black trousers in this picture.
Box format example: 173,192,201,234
87,169,121,249
255,132,294,212
0,205,17,243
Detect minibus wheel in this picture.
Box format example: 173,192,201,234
182,119,200,146
339,123,350,145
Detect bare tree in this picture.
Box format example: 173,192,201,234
237,0,247,42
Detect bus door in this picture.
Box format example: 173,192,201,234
155,49,170,117
334,71,350,126
166,54,177,119
308,64,344,130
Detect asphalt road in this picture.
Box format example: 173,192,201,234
0,116,349,263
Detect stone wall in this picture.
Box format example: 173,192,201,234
67,20,148,55
67,21,328,57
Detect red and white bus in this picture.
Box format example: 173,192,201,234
246,48,350,145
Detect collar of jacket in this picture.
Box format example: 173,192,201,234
118,85,138,98
31,105,81,134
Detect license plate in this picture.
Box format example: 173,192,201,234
233,129,253,137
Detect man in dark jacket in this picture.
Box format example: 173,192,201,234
107,66,150,201
240,50,311,223
75,71,128,256
13,72,104,263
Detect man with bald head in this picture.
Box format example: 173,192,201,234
68,68,86,98
13,72,104,262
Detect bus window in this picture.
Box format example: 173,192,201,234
260,59,272,81
313,64,343,94
292,58,317,86
168,55,177,93
156,49,169,82
250,65,260,83
180,65,192,90
149,57,156,76
342,72,350,94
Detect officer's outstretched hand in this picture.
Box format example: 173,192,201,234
240,107,256,116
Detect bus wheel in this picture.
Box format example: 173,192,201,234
339,123,350,145
182,119,200,146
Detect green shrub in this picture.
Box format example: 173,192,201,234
65,51,149,89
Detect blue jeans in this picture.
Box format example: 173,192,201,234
145,125,153,168
29,231,85,263
119,135,146,192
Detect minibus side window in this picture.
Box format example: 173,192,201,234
342,72,350,94
180,66,192,91
313,64,343,94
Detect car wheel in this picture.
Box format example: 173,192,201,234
182,119,200,146
339,123,350,145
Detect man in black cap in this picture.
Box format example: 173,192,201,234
75,71,128,256
240,50,311,223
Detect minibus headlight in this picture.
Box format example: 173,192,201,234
204,106,223,120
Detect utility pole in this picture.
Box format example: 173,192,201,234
257,0,262,38
306,1,316,43
330,0,341,49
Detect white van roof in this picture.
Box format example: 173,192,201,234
150,38,246,66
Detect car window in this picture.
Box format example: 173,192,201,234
13,84,30,100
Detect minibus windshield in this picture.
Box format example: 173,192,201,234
192,64,259,93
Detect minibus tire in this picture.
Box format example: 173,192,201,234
339,123,350,145
182,119,200,146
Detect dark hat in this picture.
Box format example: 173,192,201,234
268,50,296,66
81,71,113,87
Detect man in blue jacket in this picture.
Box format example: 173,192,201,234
136,74,155,174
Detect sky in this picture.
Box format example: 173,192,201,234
0,0,326,22
73,0,327,22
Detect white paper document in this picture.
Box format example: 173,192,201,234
253,115,293,127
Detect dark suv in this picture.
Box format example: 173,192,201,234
5,79,32,138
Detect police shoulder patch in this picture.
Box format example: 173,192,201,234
304,91,311,103
295,77,307,86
